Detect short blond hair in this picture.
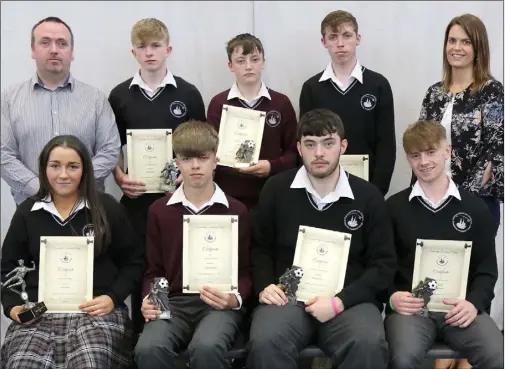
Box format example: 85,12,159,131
131,18,170,45
173,121,219,158
403,120,447,154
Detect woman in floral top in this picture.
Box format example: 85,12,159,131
419,14,504,234
418,13,503,369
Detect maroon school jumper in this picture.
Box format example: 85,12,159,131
207,87,298,209
142,192,253,303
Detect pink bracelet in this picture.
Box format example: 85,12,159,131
331,298,340,315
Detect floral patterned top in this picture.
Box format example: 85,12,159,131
419,79,504,202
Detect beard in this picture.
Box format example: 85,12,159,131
304,157,340,179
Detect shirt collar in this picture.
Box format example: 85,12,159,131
290,165,355,203
227,81,271,101
129,68,177,90
409,177,461,204
31,73,74,92
318,60,363,84
31,196,90,222
167,183,229,212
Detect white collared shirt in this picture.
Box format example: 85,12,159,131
166,182,242,309
129,69,177,97
167,182,229,213
318,60,363,91
440,97,455,177
227,82,271,107
409,178,461,209
31,196,89,222
290,165,355,210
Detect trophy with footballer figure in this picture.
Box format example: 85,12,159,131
1,259,47,323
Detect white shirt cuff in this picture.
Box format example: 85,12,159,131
232,292,242,310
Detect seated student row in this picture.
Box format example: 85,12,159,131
1,114,503,369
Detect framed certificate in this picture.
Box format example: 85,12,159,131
216,105,266,168
340,155,369,181
292,226,351,302
412,239,472,313
126,129,173,193
182,215,239,293
38,236,94,313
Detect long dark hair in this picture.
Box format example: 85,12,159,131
34,135,110,255
442,14,492,94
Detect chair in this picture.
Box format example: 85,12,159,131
175,341,464,367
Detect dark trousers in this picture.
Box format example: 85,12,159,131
134,295,242,369
385,312,504,369
247,302,388,369
121,193,164,336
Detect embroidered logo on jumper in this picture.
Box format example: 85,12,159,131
344,210,364,231
170,101,187,118
266,110,282,127
204,232,216,243
82,224,95,238
360,94,377,110
452,212,472,232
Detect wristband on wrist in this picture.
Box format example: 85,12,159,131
389,296,396,312
331,297,340,315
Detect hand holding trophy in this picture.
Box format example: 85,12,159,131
1,259,47,323
277,265,304,305
412,277,438,316
146,277,172,320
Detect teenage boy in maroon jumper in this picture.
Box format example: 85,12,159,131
207,33,298,210
134,121,252,369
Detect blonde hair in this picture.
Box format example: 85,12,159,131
131,18,170,45
321,10,358,36
403,120,447,154
442,14,492,94
173,121,219,158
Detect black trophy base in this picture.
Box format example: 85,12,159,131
415,306,430,317
18,302,47,323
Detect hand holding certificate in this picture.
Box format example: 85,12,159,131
182,215,238,294
278,265,304,304
411,239,472,313
126,129,175,193
216,105,266,168
292,226,351,302
38,236,94,313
